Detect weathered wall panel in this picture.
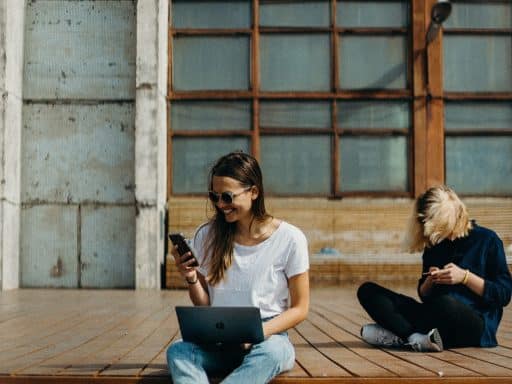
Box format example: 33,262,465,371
133,0,168,289
5,0,25,98
0,0,25,290
1,201,20,289
0,2,5,95
23,0,136,100
21,205,78,288
136,206,161,289
22,103,135,204
80,205,135,288
4,92,22,203
20,0,138,288
0,93,5,199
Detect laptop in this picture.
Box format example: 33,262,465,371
175,306,264,344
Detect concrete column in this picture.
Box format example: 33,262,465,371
0,0,25,290
134,0,168,289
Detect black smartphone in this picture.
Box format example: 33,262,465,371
169,233,199,267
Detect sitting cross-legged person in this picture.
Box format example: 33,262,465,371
357,185,512,352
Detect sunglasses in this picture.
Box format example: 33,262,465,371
208,186,252,204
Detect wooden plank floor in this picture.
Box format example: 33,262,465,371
1,286,511,383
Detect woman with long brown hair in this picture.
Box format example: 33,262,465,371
358,185,511,352
167,151,309,383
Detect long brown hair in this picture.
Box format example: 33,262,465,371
205,152,270,285
405,185,472,252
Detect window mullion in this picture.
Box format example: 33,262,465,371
412,0,427,196
252,0,260,161
425,0,446,188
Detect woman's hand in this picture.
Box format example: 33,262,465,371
171,244,210,305
419,266,439,297
431,263,466,285
171,245,197,283
426,266,440,279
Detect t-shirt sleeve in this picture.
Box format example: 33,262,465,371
284,227,310,278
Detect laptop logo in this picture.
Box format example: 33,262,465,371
215,321,225,330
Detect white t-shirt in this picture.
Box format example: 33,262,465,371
192,221,309,318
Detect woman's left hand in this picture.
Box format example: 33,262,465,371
431,262,466,285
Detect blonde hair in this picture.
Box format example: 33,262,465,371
405,185,472,252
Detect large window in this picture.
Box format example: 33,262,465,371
168,0,511,197
443,1,512,195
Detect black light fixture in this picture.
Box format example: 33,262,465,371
426,0,452,45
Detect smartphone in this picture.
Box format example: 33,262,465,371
169,233,199,267
422,272,432,276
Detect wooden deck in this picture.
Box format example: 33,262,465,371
1,286,512,383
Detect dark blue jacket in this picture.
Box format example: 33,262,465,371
417,222,512,347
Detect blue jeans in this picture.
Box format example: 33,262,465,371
166,333,295,384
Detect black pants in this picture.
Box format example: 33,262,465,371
357,282,484,348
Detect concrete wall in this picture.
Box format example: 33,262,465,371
0,0,168,290
20,0,137,288
0,0,25,290
134,0,168,289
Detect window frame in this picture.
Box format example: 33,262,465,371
167,0,512,198
441,0,512,196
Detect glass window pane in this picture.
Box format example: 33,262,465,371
445,101,512,132
337,100,410,129
445,2,512,29
337,1,409,28
444,36,512,92
173,36,250,91
172,0,251,29
260,101,331,128
446,137,512,195
260,34,331,91
340,137,408,191
339,35,407,90
260,136,331,194
171,101,251,131
172,138,250,194
260,0,330,27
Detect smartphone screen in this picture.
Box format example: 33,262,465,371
169,233,199,267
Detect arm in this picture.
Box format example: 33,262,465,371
418,266,439,298
171,246,210,306
419,236,511,306
262,271,309,338
430,262,485,296
481,237,512,308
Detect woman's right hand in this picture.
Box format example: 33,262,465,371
426,266,440,280
171,245,198,282
419,266,440,298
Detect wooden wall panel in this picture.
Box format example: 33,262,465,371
167,197,512,287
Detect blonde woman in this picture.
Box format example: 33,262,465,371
167,152,309,383
358,185,511,352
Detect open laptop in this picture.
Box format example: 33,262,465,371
175,306,264,344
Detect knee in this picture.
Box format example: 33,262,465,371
425,295,463,323
357,281,379,304
166,340,192,367
427,295,458,311
252,335,295,372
